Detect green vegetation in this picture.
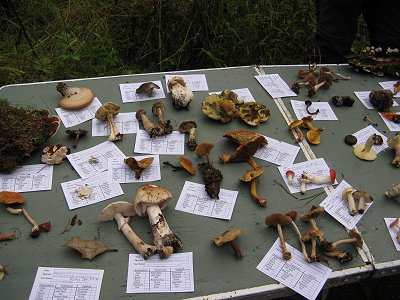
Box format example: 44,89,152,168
0,0,369,86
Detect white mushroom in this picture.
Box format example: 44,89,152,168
342,187,357,216
133,184,183,258
299,169,336,194
95,102,123,142
98,201,157,259
7,207,40,238
285,170,295,185
167,76,194,110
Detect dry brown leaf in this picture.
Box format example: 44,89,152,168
64,236,110,260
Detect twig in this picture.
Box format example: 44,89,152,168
273,179,298,199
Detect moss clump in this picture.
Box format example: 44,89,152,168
0,99,58,172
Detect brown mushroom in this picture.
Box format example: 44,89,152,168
238,102,270,126
288,119,304,142
124,156,155,179
300,206,325,243
329,229,363,249
136,82,160,97
167,76,194,110
179,120,198,150
65,128,89,148
342,187,357,216
285,210,311,262
301,116,324,145
211,227,246,259
163,156,196,175
265,213,293,260
0,191,25,204
352,190,373,214
302,229,324,262
240,167,268,206
56,82,94,110
95,102,123,141
136,109,167,138
387,133,400,167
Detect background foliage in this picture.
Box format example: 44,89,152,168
0,0,369,86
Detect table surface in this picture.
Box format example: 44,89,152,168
0,65,399,300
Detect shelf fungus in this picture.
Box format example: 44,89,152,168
167,76,194,110
240,167,268,206
95,102,123,141
219,130,267,166
195,143,223,199
124,156,154,179
56,82,94,110
98,201,157,260
369,89,394,112
353,134,378,161
385,183,400,200
133,185,183,258
211,227,246,259
387,133,400,167
136,82,160,97
41,144,69,165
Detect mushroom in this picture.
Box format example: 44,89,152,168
288,119,304,142
331,96,355,107
211,227,246,259
352,190,373,214
369,89,394,112
0,191,25,205
285,170,295,185
304,100,319,115
240,167,268,206
307,74,332,97
387,133,400,167
342,187,357,216
133,184,182,257
320,67,351,81
362,115,378,127
124,156,155,179
301,229,324,262
75,184,92,199
201,90,242,123
353,134,377,161
56,82,94,110
41,144,69,165
385,183,400,200
301,116,324,145
95,102,123,141
152,102,173,135
136,109,167,138
323,248,353,263
98,201,157,259
136,82,160,97
65,128,89,148
238,102,270,126
265,213,293,260
300,206,325,243
328,229,363,249
163,156,196,175
179,120,198,150
299,169,336,194
167,76,194,110
285,210,311,262
7,207,40,238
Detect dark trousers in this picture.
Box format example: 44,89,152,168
316,0,400,63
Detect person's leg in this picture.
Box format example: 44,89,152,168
363,0,400,51
316,0,364,63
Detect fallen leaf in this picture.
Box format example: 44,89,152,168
64,236,110,260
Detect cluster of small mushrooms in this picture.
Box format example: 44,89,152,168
289,116,324,144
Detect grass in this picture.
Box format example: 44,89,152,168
0,0,369,86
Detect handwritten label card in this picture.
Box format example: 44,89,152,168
254,136,300,166
29,267,104,300
255,74,297,98
0,164,53,192
134,129,185,155
175,181,238,220
384,218,400,251
127,253,194,294
290,100,338,120
320,180,372,230
55,97,102,128
379,81,400,98
257,238,332,300
119,80,166,103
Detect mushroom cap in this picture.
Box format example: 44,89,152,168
95,102,121,121
240,167,264,182
239,102,270,126
0,191,25,204
352,190,373,203
301,229,324,242
265,213,292,227
179,120,197,133
285,210,298,221
223,130,265,146
56,83,94,110
202,94,237,123
353,143,377,161
285,170,295,177
344,135,358,146
178,156,196,174
136,82,160,97
167,76,186,90
289,119,303,129
342,187,355,200
124,157,154,171
301,205,325,221
220,134,267,163
211,227,246,246
135,109,146,121
301,116,314,128
306,130,321,144
195,142,214,157
98,201,136,221
387,133,400,149
152,101,165,116
348,229,363,248
133,184,172,217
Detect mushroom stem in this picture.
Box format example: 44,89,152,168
363,115,378,127
357,196,366,214
230,239,245,259
250,179,268,206
188,127,197,149
276,224,291,260
146,205,183,256
293,127,303,142
21,208,40,238
154,107,165,124
114,213,157,259
347,192,357,216
363,135,375,153
107,113,122,141
310,238,317,260
330,237,358,249
289,221,311,262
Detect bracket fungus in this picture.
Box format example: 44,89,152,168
265,213,293,260
41,144,69,165
136,82,160,97
98,201,157,260
387,133,400,167
66,128,89,148
369,89,394,112
240,167,268,206
133,185,182,258
211,227,246,259
385,183,400,200
124,156,154,179
0,191,25,205
352,190,373,214
353,134,378,161
179,120,198,150
56,82,94,110
95,102,123,142
238,102,270,126
167,76,194,110
342,187,357,216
